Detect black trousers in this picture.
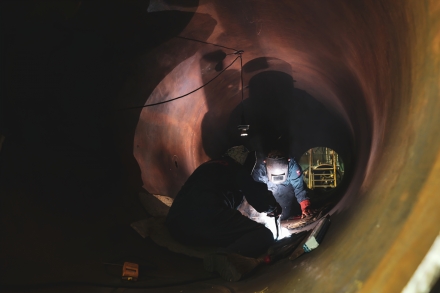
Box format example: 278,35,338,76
167,206,274,258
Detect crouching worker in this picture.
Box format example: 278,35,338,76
253,150,311,219
165,145,282,282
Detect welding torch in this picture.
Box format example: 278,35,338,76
275,215,280,240
267,201,282,240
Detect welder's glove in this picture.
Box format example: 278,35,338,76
300,199,312,219
267,202,282,218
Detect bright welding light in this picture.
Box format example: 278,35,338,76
259,213,290,240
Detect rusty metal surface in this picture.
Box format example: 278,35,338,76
131,0,440,292
1,0,439,292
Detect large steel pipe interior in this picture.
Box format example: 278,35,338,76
1,0,439,292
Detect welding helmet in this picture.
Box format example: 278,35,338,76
265,150,289,184
226,145,250,165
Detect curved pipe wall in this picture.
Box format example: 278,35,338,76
130,0,440,292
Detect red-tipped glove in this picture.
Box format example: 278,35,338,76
267,202,282,218
300,199,312,218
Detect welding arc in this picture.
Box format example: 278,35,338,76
120,54,242,110
275,215,280,240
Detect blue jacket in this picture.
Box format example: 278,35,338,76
252,158,308,204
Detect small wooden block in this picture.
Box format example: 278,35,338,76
122,262,139,281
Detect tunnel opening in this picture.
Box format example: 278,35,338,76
1,0,440,292
300,147,345,190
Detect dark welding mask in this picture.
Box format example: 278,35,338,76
265,153,289,184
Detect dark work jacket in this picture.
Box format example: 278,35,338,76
166,156,278,222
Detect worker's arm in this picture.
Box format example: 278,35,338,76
235,168,279,213
288,159,308,202
251,160,269,184
288,159,311,217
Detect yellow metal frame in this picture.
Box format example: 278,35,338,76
307,147,338,189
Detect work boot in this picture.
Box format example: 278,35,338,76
203,252,261,282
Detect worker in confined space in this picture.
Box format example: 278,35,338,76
252,149,312,220
165,145,282,282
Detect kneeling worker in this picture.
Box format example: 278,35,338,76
252,150,311,219
166,145,282,282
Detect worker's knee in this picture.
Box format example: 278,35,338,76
227,226,274,257
245,225,275,248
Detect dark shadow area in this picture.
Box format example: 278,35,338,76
200,51,242,158
0,0,208,206
243,71,352,160
200,56,354,161
202,50,228,71
243,57,293,75
0,0,222,289
431,275,440,293
164,0,199,7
